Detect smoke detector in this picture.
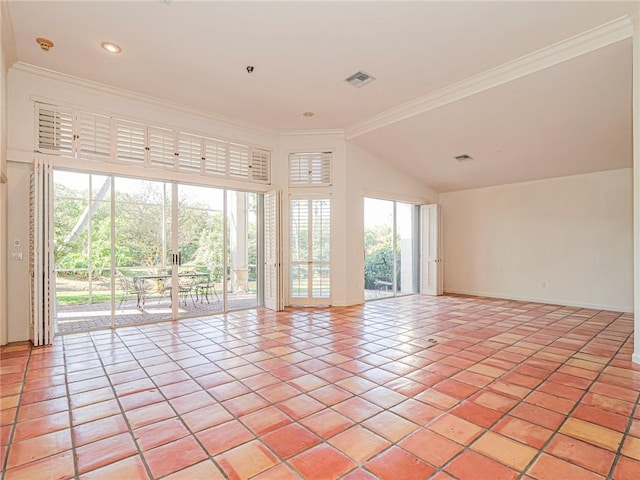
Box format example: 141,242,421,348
35,37,54,52
345,71,376,88
455,154,474,162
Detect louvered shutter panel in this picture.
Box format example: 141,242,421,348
250,148,270,183
37,106,74,154
177,133,203,173
77,112,112,160
203,138,228,177
310,152,331,185
148,126,177,169
289,152,331,186
289,153,309,185
115,120,146,164
228,143,250,179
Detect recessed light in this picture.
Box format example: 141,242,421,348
302,112,314,117
101,42,121,54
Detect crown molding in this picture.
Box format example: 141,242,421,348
1,1,17,67
11,62,279,138
345,15,634,140
279,129,345,138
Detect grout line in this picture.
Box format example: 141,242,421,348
0,344,33,475
2,296,638,480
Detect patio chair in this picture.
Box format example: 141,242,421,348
194,273,219,303
178,272,196,306
117,272,142,309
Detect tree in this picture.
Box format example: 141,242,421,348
364,224,394,290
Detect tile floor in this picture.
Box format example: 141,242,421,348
1,294,639,479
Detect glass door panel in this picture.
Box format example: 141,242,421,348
114,177,172,326
364,198,419,301
226,191,259,311
311,199,330,299
177,184,224,316
396,202,419,296
290,199,309,300
364,198,394,300
54,172,113,333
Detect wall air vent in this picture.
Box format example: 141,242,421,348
455,154,473,162
345,71,376,88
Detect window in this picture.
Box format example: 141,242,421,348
289,152,331,186
35,102,271,184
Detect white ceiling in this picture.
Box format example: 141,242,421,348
6,1,638,192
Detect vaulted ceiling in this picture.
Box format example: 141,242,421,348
6,1,638,191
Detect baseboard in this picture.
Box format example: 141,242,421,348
443,288,633,314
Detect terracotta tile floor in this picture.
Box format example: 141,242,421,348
1,294,640,479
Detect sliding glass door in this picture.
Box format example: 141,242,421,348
364,197,419,300
53,169,264,333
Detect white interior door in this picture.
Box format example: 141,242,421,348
290,197,331,305
264,190,282,311
420,204,443,295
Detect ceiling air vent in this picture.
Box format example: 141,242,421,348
345,71,376,88
455,154,473,162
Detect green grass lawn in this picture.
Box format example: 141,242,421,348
56,291,115,306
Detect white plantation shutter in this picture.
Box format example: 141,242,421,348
34,102,271,184
77,112,112,160
177,133,203,173
264,190,282,311
289,154,307,185
289,152,331,186
203,138,228,177
148,126,177,169
228,143,250,179
310,152,331,185
250,148,270,183
115,120,146,165
30,158,55,346
37,106,74,155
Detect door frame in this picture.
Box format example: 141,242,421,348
288,194,331,306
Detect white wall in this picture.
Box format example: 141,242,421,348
6,161,30,342
440,168,633,311
0,2,16,346
632,10,639,364
345,142,438,305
